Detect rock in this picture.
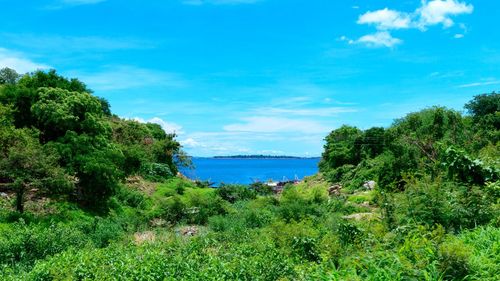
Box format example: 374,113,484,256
181,226,198,236
328,184,342,196
363,180,376,190
0,192,8,198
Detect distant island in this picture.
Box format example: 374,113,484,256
212,155,320,159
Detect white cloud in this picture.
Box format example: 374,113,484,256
0,48,50,73
352,31,402,48
73,66,186,91
183,0,260,5
458,80,500,88
454,33,464,39
0,34,154,53
181,138,202,148
357,8,412,30
350,0,473,48
223,116,330,134
133,117,184,135
254,106,357,117
417,0,473,29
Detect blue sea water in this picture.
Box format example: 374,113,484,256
181,158,320,185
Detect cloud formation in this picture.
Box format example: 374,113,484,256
133,117,184,135
224,116,330,134
357,8,412,30
350,0,474,48
351,31,402,48
417,0,473,29
0,34,154,53
0,48,50,73
73,66,186,91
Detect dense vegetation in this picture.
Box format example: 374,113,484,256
0,68,498,280
0,68,188,213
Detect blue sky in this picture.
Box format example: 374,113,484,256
1,0,498,156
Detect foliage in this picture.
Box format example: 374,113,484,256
140,163,174,182
0,69,186,210
0,73,499,280
0,68,19,85
217,184,257,203
443,146,498,185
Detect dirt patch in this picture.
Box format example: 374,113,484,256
342,212,379,221
126,176,157,196
134,231,156,245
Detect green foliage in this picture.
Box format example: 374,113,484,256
217,184,257,203
1,74,499,280
0,129,71,213
320,125,363,172
140,162,174,182
0,68,19,85
31,87,107,142
438,238,472,280
0,69,186,211
443,146,498,185
465,92,499,121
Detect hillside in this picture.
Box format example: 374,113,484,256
0,69,499,280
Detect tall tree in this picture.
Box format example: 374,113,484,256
0,68,19,85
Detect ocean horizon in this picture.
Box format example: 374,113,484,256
181,157,321,185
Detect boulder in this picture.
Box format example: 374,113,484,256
363,180,376,190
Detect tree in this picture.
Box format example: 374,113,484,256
18,69,90,93
359,127,386,159
464,92,500,147
0,129,71,213
465,92,500,120
0,67,19,85
31,87,108,142
0,70,109,128
320,125,363,172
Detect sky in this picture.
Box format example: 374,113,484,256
0,0,499,156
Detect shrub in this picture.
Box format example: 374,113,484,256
140,163,173,182
438,239,472,280
337,221,362,245
115,186,147,209
217,184,257,203
292,236,320,262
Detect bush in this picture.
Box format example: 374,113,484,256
292,236,320,262
438,239,472,280
217,184,257,203
0,220,90,268
115,186,147,209
337,221,362,245
140,163,173,182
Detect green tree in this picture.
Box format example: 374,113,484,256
465,92,500,121
0,129,71,213
320,125,363,172
0,67,19,85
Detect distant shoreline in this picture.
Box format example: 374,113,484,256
207,155,321,159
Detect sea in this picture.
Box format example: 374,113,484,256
181,157,321,185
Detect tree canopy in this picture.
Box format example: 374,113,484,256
0,68,188,211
